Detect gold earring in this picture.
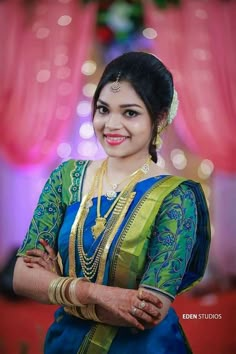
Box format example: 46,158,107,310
154,122,166,150
155,134,163,150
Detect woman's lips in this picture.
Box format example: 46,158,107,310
104,134,128,146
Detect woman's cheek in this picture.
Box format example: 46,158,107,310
93,117,104,136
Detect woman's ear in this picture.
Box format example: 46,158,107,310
157,111,168,134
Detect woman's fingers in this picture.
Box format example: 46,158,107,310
25,242,60,274
23,257,43,269
130,305,157,324
26,248,45,258
138,288,163,309
126,313,145,331
24,254,48,268
26,249,51,264
39,239,58,261
133,299,161,319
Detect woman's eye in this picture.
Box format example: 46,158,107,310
96,105,109,114
125,110,139,118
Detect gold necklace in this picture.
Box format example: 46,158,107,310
91,156,152,239
76,155,151,280
105,161,144,200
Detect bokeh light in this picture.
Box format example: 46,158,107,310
83,83,97,97
57,142,72,158
198,159,214,179
81,60,97,76
36,27,50,39
170,149,187,170
54,53,69,66
76,101,91,117
77,141,98,157
57,15,72,26
142,27,157,39
36,69,51,83
79,122,94,139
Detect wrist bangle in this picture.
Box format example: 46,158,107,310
68,277,89,307
80,304,102,322
48,277,64,304
64,306,87,320
57,277,74,306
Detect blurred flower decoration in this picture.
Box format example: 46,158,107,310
92,0,180,44
95,1,144,46
82,0,181,62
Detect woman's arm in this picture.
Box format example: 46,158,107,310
14,254,162,330
13,163,66,302
17,240,162,330
13,256,58,303
139,183,198,325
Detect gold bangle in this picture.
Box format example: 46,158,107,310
58,277,74,306
80,304,102,322
64,304,101,322
68,277,89,307
48,277,64,304
48,277,74,306
64,306,86,320
55,277,68,305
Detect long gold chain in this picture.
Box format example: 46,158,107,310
77,155,151,281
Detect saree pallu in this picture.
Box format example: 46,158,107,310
17,160,211,354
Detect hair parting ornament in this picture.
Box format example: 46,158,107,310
110,71,121,93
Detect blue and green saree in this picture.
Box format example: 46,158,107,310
17,159,211,354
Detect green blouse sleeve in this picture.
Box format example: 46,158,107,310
140,183,198,301
17,163,66,256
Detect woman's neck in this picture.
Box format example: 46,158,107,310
105,154,152,182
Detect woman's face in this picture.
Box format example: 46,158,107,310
93,80,152,159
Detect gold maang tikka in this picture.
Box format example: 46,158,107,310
110,72,121,93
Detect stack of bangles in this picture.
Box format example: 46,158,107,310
48,276,101,323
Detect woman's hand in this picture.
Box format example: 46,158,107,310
23,239,61,275
23,241,163,330
84,284,163,331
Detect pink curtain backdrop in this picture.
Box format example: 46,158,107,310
0,0,97,166
145,0,236,274
0,0,97,266
145,0,236,173
211,173,236,276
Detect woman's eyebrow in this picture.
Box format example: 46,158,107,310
97,99,142,109
97,99,109,106
120,104,143,108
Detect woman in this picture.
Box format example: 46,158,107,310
13,52,210,353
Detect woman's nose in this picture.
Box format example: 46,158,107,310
105,113,122,129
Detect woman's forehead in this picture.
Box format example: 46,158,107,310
98,81,144,106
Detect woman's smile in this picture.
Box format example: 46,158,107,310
104,133,129,146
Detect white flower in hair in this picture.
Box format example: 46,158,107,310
167,89,179,124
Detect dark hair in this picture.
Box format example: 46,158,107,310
92,51,174,163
